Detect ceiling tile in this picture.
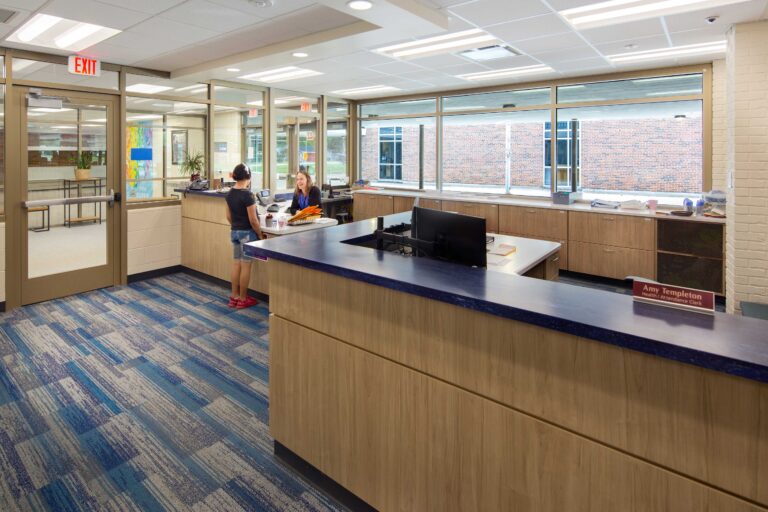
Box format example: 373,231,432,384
42,0,151,30
94,0,185,14
593,35,670,56
550,56,614,73
406,53,476,68
206,0,316,19
368,61,429,75
86,41,161,64
664,1,767,33
448,0,551,27
475,54,539,69
159,0,263,32
330,51,395,68
669,27,729,46
420,0,477,8
440,62,497,74
487,13,574,44
546,0,600,9
579,18,665,45
532,45,603,63
512,32,586,54
128,16,220,45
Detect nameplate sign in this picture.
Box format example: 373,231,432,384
68,56,101,77
633,280,715,314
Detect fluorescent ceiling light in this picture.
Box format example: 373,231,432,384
274,96,307,105
128,114,163,120
646,89,702,95
30,107,73,113
8,13,120,52
375,29,500,60
331,85,401,96
456,64,555,81
52,125,76,129
607,41,726,63
227,68,240,72
292,52,308,58
247,100,264,106
16,14,61,42
347,0,373,10
239,66,323,83
560,0,751,29
126,84,174,94
55,22,102,49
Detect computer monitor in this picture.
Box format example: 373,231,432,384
411,206,487,267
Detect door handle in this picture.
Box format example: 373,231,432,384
24,189,116,208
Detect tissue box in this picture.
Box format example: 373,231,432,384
553,191,577,205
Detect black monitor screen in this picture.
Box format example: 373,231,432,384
411,206,486,267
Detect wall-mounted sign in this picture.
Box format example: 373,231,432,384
68,56,101,77
633,280,715,314
300,102,311,112
248,108,260,117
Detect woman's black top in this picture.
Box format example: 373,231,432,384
289,186,321,214
226,188,255,230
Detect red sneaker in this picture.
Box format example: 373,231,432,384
235,296,258,309
227,296,238,308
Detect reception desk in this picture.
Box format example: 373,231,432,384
178,189,336,295
246,212,768,512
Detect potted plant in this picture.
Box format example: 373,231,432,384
74,151,93,180
180,150,205,181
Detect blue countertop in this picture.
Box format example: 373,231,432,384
244,212,768,384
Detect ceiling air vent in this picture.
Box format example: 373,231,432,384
459,45,520,62
0,8,17,24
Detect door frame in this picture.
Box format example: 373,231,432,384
6,85,123,307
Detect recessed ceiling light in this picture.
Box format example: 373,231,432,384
331,85,401,96
347,0,373,10
292,52,308,58
375,28,499,59
607,41,726,63
7,13,120,52
227,68,241,72
239,66,323,83
560,0,751,30
125,83,174,94
456,64,555,81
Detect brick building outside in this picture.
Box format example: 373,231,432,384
361,118,702,194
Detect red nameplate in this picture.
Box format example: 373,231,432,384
633,280,715,314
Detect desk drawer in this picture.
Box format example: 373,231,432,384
569,241,654,280
569,212,655,250
499,206,567,240
442,201,498,233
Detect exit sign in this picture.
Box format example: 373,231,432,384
68,56,101,77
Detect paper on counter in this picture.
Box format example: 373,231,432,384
488,243,516,256
487,254,513,267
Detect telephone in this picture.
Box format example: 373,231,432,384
267,203,281,213
187,179,209,191
257,189,272,206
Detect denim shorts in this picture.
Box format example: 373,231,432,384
231,229,259,260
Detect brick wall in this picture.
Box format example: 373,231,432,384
726,20,768,313
361,119,702,193
712,59,727,190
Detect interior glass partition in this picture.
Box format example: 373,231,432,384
212,85,265,187
326,100,349,186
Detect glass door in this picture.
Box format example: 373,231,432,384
272,109,320,191
18,87,120,305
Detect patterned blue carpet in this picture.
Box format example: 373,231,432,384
0,273,342,512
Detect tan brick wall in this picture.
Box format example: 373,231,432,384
726,20,768,313
711,59,727,191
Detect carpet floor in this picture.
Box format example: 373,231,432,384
0,273,342,512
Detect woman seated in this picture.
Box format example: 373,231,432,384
289,168,321,214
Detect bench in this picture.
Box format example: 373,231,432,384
28,205,50,232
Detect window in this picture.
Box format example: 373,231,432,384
326,120,348,185
126,98,208,199
360,98,436,118
212,86,265,188
557,74,703,103
360,117,436,189
442,88,550,112
379,127,402,180
556,100,703,202
442,110,551,195
544,121,578,189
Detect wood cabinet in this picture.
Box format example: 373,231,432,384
499,206,568,269
393,196,414,213
569,241,654,281
523,251,561,281
569,212,655,250
419,198,441,210
353,194,394,221
657,220,724,294
441,200,499,233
